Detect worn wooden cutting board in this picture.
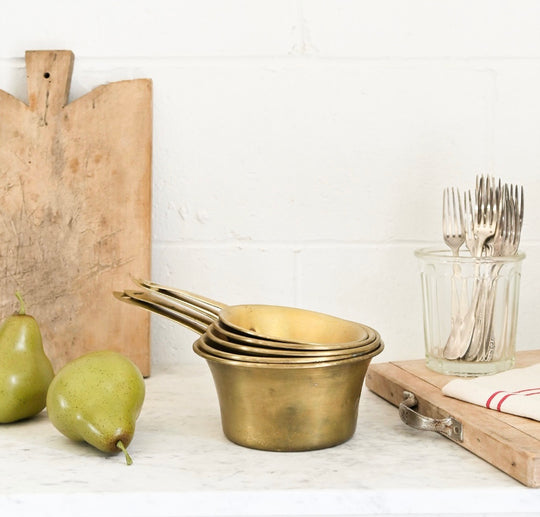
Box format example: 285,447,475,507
366,350,540,487
0,51,151,376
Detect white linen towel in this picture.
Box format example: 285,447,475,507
442,363,540,421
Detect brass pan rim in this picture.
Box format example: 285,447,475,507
193,337,384,369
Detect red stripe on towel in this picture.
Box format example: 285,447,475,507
495,388,540,411
497,394,513,411
486,388,540,411
486,391,504,409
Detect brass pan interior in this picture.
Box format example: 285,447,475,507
207,322,380,357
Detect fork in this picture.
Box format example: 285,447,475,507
509,183,524,250
442,187,467,360
442,187,465,257
478,183,523,361
469,175,501,258
462,175,502,360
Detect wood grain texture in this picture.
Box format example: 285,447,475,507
366,351,540,487
0,51,151,376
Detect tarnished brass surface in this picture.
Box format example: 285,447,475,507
206,324,381,358
193,340,384,452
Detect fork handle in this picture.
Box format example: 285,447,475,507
445,274,483,360
462,275,491,361
476,263,504,361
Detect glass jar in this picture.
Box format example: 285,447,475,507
415,247,525,376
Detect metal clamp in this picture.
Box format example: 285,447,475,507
399,391,463,442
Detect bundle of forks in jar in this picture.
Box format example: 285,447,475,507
442,175,524,362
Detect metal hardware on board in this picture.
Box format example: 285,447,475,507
399,391,463,442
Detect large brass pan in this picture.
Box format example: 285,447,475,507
192,337,384,451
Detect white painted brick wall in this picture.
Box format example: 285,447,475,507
1,1,538,367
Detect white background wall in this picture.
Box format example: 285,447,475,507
1,1,539,367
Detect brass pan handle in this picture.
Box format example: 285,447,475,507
399,391,463,442
113,291,208,335
123,289,216,325
132,277,226,315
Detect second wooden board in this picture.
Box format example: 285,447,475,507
366,350,540,487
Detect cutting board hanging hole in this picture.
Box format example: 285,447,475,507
25,50,74,117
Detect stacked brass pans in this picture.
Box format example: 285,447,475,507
115,279,384,451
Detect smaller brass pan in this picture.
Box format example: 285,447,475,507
198,334,373,364
212,319,377,351
193,336,384,369
219,304,368,347
207,323,380,358
130,278,375,350
114,291,382,360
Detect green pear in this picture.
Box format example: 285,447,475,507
46,350,145,464
0,292,54,423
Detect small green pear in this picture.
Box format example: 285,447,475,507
46,350,145,464
0,292,54,423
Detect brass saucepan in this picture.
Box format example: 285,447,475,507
197,333,379,363
114,291,381,358
123,284,378,351
210,318,377,351
129,279,374,349
192,337,384,452
206,322,380,358
115,286,385,452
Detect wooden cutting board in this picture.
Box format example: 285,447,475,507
0,51,151,376
366,350,540,487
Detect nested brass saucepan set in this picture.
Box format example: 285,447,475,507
115,279,384,452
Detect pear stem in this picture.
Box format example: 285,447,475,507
116,440,133,465
15,291,26,315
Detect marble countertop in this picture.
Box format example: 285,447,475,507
1,361,540,517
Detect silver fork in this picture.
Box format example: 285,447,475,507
442,187,465,257
491,184,519,257
469,175,501,258
442,187,467,360
463,175,502,360
509,183,524,251
479,183,523,361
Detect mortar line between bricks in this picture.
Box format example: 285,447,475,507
152,240,448,249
